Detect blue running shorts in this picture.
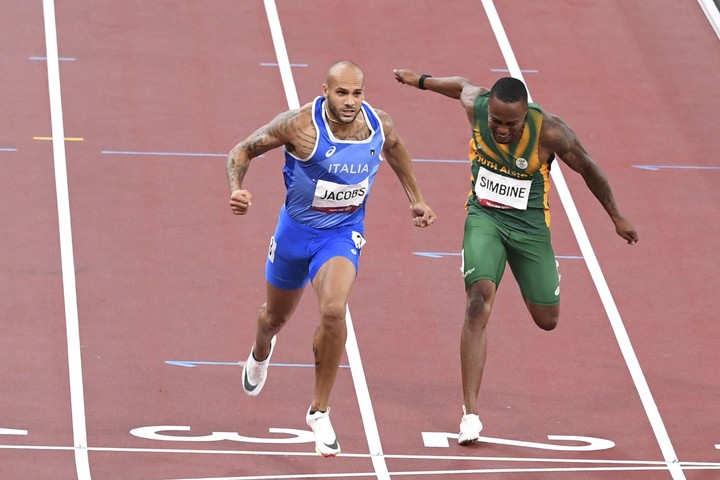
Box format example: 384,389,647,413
265,207,366,290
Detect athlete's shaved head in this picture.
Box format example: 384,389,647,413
490,77,528,104
322,60,366,125
326,60,365,88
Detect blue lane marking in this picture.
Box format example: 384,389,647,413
491,68,539,73
411,160,720,170
414,252,583,259
412,158,467,163
413,252,459,259
29,56,76,61
490,68,540,73
102,150,228,157
261,62,308,67
1,148,18,152
165,360,350,368
99,151,436,161
166,361,238,367
633,165,720,171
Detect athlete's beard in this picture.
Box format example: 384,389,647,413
325,102,361,125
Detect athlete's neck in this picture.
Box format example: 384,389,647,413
324,102,364,126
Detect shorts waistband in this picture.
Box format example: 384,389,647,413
279,205,363,235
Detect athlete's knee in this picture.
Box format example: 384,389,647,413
316,307,347,347
318,298,347,327
261,302,292,331
466,296,491,324
465,282,494,328
536,314,559,331
528,304,559,331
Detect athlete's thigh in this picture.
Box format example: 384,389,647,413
506,230,559,306
265,281,305,320
461,211,507,289
308,226,364,282
265,216,312,290
311,257,357,310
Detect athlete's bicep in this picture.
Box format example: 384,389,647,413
377,110,405,160
543,115,594,175
235,109,303,159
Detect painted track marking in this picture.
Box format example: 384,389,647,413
41,0,91,478
102,150,229,157
29,56,76,61
0,442,718,477
34,136,84,141
413,252,583,259
164,360,350,368
696,0,720,38
633,164,720,171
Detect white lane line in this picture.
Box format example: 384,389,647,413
162,466,720,480
2,443,720,468
41,1,91,478
263,0,299,110
344,308,389,476
696,0,720,39
480,1,685,479
262,1,389,478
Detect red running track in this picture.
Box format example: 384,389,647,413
1,1,719,479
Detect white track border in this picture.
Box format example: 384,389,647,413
41,0,91,478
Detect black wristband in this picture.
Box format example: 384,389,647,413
418,73,432,90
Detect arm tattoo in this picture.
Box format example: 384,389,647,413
227,110,300,191
295,129,316,156
226,155,249,192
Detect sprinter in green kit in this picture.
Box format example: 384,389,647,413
394,68,638,445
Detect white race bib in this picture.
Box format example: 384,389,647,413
474,167,532,210
312,178,369,213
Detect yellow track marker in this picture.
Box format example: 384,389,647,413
33,136,84,141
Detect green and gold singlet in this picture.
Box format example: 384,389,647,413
466,91,552,231
460,92,559,304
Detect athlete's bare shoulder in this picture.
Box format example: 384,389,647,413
374,108,401,145
538,111,598,171
459,84,487,124
539,112,576,155
269,102,316,159
270,103,313,138
460,84,488,105
374,108,392,130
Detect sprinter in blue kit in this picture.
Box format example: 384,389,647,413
227,61,436,456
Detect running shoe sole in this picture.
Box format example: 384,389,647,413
306,407,341,457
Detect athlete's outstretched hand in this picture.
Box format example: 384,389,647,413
393,69,421,89
613,216,639,244
410,202,437,227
